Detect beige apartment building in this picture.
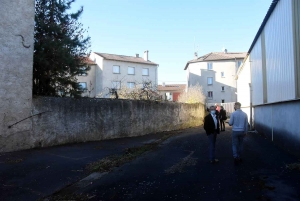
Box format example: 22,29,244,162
77,51,158,97
184,50,246,103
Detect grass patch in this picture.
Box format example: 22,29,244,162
286,162,300,171
86,133,174,173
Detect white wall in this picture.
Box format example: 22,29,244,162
187,60,242,103
250,36,263,106
88,52,158,97
237,56,251,107
76,64,97,97
101,60,157,92
237,56,252,122
264,0,295,102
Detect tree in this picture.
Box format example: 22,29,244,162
102,80,161,101
178,83,206,104
33,0,91,97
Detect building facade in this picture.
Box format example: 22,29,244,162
157,84,186,101
77,51,158,97
237,0,300,156
184,51,246,104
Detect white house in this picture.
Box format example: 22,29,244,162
237,0,300,155
77,51,158,97
184,50,246,103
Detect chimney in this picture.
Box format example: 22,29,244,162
163,82,165,87
136,54,139,57
194,52,198,59
223,48,228,54
144,50,149,61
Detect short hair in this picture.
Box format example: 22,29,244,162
210,105,215,109
235,102,241,107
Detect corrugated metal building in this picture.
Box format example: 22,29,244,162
237,0,300,156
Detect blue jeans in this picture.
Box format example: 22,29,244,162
208,132,217,160
232,131,245,158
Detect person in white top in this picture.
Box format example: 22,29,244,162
228,102,248,165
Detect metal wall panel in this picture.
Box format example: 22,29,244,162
250,36,264,105
264,0,296,102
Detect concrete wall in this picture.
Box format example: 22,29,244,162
187,60,242,103
254,100,300,158
0,0,35,150
1,97,205,152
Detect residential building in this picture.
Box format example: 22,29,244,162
184,51,246,103
157,83,186,101
76,57,97,97
77,51,158,97
237,0,300,155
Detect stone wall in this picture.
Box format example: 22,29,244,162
0,0,35,151
1,97,204,152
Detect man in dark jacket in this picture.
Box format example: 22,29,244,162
204,105,220,163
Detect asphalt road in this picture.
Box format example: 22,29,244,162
1,125,300,201
63,126,300,201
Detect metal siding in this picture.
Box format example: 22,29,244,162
250,36,264,105
264,0,296,102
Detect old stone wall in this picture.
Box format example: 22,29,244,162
29,97,204,150
0,0,35,151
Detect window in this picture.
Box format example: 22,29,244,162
222,99,225,103
113,65,120,74
221,86,225,91
112,81,121,89
207,77,213,85
142,68,149,76
208,91,213,99
79,66,88,76
127,82,135,88
79,82,87,91
207,63,213,70
237,61,242,68
221,72,225,77
128,67,135,75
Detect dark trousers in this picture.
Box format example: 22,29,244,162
208,132,217,160
220,120,225,130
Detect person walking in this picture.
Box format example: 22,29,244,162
228,102,248,165
204,105,220,164
220,106,227,131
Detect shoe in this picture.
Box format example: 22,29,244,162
234,158,239,165
210,159,219,164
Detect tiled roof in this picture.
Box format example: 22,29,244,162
158,84,186,91
80,57,96,65
184,52,247,70
95,52,158,65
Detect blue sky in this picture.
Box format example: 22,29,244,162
71,0,271,84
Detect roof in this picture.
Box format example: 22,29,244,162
81,57,96,65
94,52,158,65
248,0,279,53
157,84,186,92
184,52,247,70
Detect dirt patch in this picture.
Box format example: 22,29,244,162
86,133,174,173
